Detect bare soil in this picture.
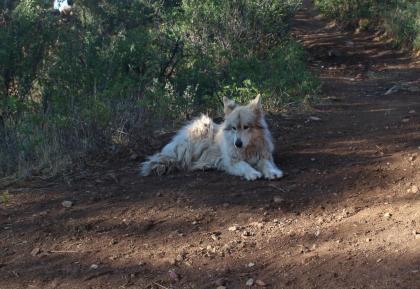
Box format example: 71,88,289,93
1,1,419,289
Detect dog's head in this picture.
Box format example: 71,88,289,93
222,94,266,149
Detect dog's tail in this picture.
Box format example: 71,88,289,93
139,153,180,176
140,114,217,176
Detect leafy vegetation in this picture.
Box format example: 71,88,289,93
315,0,420,49
0,0,319,177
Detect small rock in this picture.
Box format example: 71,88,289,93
90,264,99,270
273,196,284,204
251,222,264,229
401,118,410,123
31,247,41,256
129,153,138,160
192,221,198,225
256,279,267,287
206,245,216,253
248,262,255,267
415,231,420,240
327,48,342,57
411,185,419,194
215,278,227,286
175,254,184,262
242,231,252,237
168,269,180,281
376,258,382,263
228,225,239,232
366,238,372,242
246,278,254,286
61,200,73,208
383,212,392,219
308,116,321,121
211,234,220,241
409,110,416,114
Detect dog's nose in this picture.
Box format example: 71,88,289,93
235,139,243,148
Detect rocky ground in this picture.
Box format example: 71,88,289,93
1,1,419,289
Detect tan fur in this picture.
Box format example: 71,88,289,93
140,95,283,181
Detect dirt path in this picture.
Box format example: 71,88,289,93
1,1,419,289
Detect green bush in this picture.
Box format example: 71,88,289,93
0,0,318,177
315,0,420,49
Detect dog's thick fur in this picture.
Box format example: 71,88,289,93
139,95,283,180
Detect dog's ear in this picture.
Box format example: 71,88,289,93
248,94,262,112
223,96,237,116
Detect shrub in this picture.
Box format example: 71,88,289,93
315,0,420,50
0,0,318,177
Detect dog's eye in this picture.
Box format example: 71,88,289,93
232,126,236,131
243,125,249,130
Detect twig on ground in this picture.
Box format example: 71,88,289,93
83,270,113,281
267,183,287,192
152,282,171,289
49,250,79,253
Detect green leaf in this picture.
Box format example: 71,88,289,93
2,190,9,205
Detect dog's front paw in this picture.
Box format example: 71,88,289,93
243,170,262,181
264,167,284,180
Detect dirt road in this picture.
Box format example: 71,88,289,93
1,1,419,288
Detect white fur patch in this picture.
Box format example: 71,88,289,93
140,97,284,181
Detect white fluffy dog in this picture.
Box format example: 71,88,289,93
140,95,283,181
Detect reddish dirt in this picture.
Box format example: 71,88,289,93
1,1,419,289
